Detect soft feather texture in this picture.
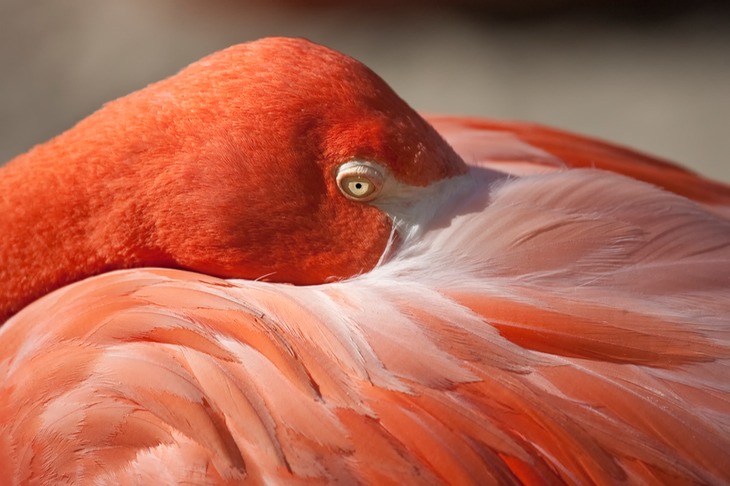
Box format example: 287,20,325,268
430,116,730,209
2,38,730,484
0,38,466,323
2,136,729,483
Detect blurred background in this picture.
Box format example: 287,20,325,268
1,0,728,182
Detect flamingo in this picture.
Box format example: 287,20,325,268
1,37,729,484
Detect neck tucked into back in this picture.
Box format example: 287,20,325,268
0,122,170,322
0,37,468,324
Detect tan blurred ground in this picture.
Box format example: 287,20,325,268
1,0,728,182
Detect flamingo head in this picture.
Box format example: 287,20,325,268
91,37,468,284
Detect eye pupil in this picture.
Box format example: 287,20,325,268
347,180,370,196
335,161,385,202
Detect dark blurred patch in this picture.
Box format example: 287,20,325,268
204,0,730,18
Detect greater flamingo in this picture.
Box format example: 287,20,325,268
1,37,728,484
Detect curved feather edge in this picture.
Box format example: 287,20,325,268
2,125,730,484
427,115,730,210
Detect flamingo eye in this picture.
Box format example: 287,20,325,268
336,161,385,202
343,177,375,198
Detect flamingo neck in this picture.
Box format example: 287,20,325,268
0,137,166,323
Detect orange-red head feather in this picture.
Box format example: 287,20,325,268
0,37,466,322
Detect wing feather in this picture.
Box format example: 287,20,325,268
427,115,730,209
2,120,730,483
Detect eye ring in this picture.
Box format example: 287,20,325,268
336,161,386,202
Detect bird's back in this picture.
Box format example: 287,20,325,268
2,117,730,484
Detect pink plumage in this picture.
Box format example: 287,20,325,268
1,39,729,484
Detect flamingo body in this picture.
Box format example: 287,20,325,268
1,38,730,484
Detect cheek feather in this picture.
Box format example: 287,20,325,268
2,37,730,485
0,37,466,319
